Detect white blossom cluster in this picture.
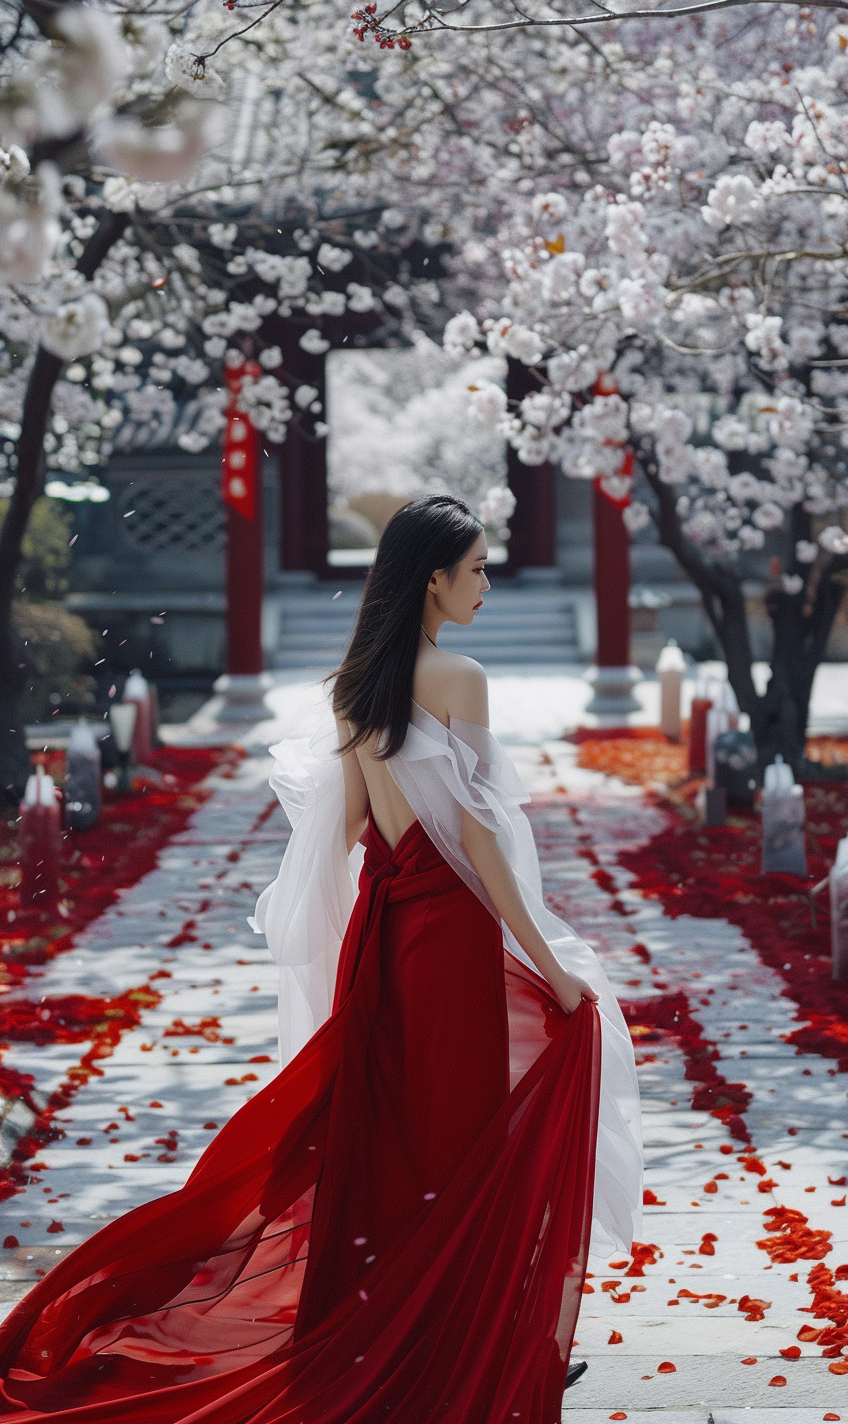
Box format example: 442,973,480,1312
432,10,848,577
235,373,292,444
0,0,443,486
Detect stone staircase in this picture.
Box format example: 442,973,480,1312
267,582,581,670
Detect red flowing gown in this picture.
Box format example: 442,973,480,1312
0,813,601,1423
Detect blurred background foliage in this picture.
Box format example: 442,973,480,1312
0,497,97,723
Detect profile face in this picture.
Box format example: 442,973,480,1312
428,530,490,626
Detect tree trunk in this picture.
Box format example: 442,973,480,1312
641,461,847,773
0,211,128,804
758,560,848,772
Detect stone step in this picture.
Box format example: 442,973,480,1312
282,608,576,633
274,636,580,668
270,585,580,669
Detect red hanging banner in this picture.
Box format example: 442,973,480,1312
221,358,264,676
222,361,260,522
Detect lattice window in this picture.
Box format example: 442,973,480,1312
118,478,225,553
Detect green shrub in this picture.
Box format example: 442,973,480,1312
12,600,97,724
0,496,73,601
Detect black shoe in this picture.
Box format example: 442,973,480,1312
565,1360,588,1390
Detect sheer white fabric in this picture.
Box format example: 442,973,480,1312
253,699,642,1257
251,725,364,1065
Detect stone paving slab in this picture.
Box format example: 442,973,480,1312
566,1415,842,1424
511,739,848,1416
0,752,286,1297
562,1356,843,1410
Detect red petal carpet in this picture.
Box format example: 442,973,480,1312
0,748,242,1200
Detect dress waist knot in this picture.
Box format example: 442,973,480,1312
360,812,458,904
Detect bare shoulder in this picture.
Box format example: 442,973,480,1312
415,649,488,728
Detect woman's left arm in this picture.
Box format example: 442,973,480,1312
335,717,369,853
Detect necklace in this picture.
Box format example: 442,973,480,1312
420,624,438,648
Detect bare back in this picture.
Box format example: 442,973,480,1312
337,641,489,853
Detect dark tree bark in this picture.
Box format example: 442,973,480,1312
0,210,128,804
642,463,848,774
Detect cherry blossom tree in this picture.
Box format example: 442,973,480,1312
444,11,848,769
4,0,847,795
0,0,445,797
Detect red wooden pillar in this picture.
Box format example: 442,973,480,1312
586,425,640,715
280,418,329,577
278,337,328,578
505,360,557,576
216,361,269,717
593,449,633,668
225,505,263,675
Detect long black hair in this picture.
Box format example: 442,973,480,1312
331,494,483,759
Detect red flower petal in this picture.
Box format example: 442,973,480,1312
46,1221,63,1234
608,1330,623,1345
609,1414,627,1420
2,1236,18,1249
657,1361,676,1373
779,1346,801,1359
769,1376,787,1387
741,1357,757,1365
828,1360,848,1376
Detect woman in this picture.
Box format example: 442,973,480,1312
0,496,641,1423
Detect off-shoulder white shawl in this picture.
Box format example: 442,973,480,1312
252,699,642,1257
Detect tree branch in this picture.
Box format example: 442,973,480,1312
351,0,848,43
0,208,129,634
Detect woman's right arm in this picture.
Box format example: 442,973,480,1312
460,815,597,1013
446,662,598,1015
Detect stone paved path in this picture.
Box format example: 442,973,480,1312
515,742,848,1421
0,687,845,1422
0,754,288,1304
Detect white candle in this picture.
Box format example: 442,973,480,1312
656,640,686,742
